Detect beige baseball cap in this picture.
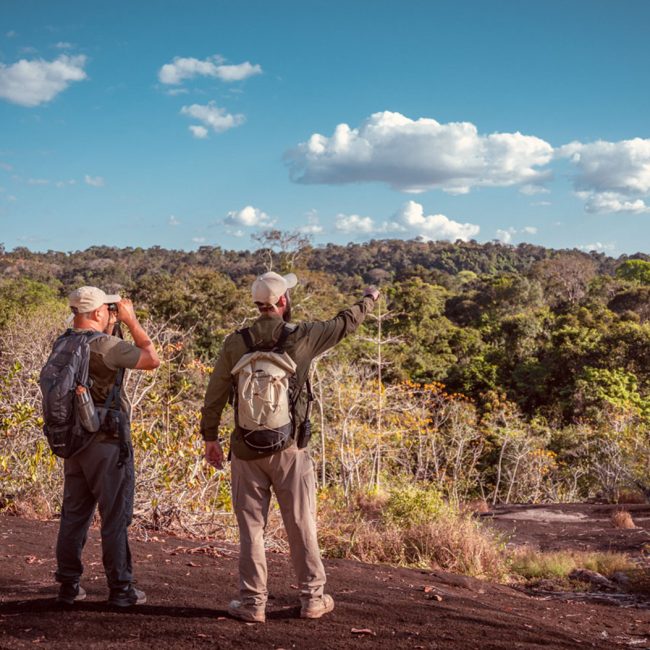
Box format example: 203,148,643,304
251,272,297,305
68,286,121,313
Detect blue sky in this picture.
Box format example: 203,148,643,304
1,0,649,255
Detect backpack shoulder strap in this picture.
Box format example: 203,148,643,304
239,327,255,351
85,331,107,344
274,324,293,352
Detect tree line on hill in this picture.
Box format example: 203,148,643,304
1,236,649,512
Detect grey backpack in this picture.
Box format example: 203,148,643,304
39,329,105,458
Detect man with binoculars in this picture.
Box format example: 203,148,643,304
54,286,159,607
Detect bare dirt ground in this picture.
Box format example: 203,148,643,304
1,505,649,649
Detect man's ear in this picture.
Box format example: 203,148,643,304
91,307,103,322
276,294,287,309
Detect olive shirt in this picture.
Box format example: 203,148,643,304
200,296,376,460
72,330,141,412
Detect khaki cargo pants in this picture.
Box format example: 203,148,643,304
231,446,326,607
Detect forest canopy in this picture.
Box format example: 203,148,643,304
1,238,649,514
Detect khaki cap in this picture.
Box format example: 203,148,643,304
68,286,121,313
251,272,297,305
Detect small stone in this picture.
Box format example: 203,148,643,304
568,569,615,589
611,571,630,586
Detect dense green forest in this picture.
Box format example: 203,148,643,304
1,237,649,569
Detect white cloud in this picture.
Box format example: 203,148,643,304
6,31,17,38
158,55,262,85
164,87,189,96
168,215,180,226
55,179,76,187
519,184,550,196
225,205,273,228
54,42,74,49
298,211,324,235
496,228,516,243
333,201,478,242
531,200,551,207
189,125,208,139
27,178,49,185
496,225,538,243
578,242,616,252
397,201,479,241
84,174,104,187
579,191,650,214
0,162,13,172
180,102,245,135
335,213,375,233
0,55,87,107
559,138,650,213
213,62,262,82
285,111,553,193
192,236,206,244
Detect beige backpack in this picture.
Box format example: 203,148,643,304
231,326,297,452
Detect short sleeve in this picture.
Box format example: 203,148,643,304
102,339,141,370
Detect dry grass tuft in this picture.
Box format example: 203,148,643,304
461,498,490,515
611,509,636,529
510,548,633,581
355,491,389,519
317,488,507,580
4,495,55,520
617,489,647,505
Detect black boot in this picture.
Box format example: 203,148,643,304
108,584,146,607
56,582,86,605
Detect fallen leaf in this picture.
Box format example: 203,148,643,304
290,584,299,590
351,628,376,636
187,561,200,567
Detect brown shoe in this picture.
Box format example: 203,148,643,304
300,594,335,619
228,599,266,623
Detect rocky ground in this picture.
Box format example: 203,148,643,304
1,504,649,649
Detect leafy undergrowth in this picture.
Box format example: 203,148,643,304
314,485,509,580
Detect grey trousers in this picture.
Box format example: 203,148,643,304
55,439,134,589
231,446,326,607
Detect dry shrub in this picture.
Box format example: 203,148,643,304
355,491,389,519
4,494,55,520
317,492,507,580
617,489,647,505
401,518,506,578
611,509,636,529
461,498,490,515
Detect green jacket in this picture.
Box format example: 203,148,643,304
200,295,376,460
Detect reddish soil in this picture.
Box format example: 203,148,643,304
1,507,649,649
487,503,650,555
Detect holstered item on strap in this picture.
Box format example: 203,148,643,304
98,366,130,468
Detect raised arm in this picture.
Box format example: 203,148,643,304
304,287,379,359
115,299,160,370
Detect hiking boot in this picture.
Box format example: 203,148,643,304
56,582,86,605
108,584,147,607
227,599,266,623
300,594,334,619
